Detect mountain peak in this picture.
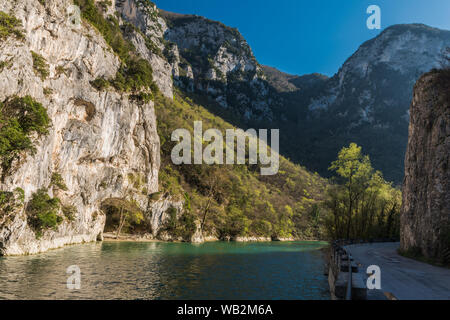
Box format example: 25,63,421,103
261,65,328,93
382,23,449,34
159,9,242,39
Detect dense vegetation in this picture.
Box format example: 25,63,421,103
25,174,77,238
102,198,147,237
51,172,68,191
0,11,24,41
0,96,50,177
31,51,50,80
26,173,77,237
26,189,63,238
74,0,158,99
155,90,329,241
323,143,401,240
0,188,24,216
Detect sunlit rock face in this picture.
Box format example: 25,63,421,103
157,9,273,121
400,69,450,261
0,0,162,255
116,0,176,98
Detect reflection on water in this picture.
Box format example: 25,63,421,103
0,241,330,300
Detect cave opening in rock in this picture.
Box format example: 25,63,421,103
101,198,151,238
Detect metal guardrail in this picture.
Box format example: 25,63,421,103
345,251,352,300
330,238,399,300
330,240,353,300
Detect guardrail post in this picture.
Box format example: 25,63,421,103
345,253,352,300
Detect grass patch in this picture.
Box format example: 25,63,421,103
91,57,158,99
0,96,50,175
51,172,68,191
31,51,50,81
0,11,24,41
398,247,450,269
74,0,134,62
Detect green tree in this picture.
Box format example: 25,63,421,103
329,143,373,238
325,143,401,240
0,96,50,175
26,189,62,238
272,205,294,239
102,198,144,238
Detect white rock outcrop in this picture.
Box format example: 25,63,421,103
0,0,163,255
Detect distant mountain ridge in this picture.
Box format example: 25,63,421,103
261,65,328,93
157,13,450,183
290,24,450,183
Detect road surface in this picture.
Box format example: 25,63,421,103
345,242,450,300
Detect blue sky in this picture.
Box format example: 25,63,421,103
153,0,450,76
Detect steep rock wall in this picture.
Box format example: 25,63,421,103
0,0,161,255
400,69,450,261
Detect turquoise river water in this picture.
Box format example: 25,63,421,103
0,241,330,300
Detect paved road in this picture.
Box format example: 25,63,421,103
345,242,450,300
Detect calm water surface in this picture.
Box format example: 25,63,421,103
0,241,329,300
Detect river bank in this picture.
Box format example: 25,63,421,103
0,231,327,257
103,232,325,244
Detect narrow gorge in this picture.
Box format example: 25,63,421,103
0,0,327,255
0,0,448,258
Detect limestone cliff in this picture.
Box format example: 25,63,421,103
400,69,450,262
0,0,165,255
115,0,177,98
159,9,273,121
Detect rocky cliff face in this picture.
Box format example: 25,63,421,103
0,0,169,255
115,1,274,121
289,24,450,183
144,13,450,184
260,26,450,185
116,0,176,98
159,10,273,121
400,69,450,262
120,5,450,185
